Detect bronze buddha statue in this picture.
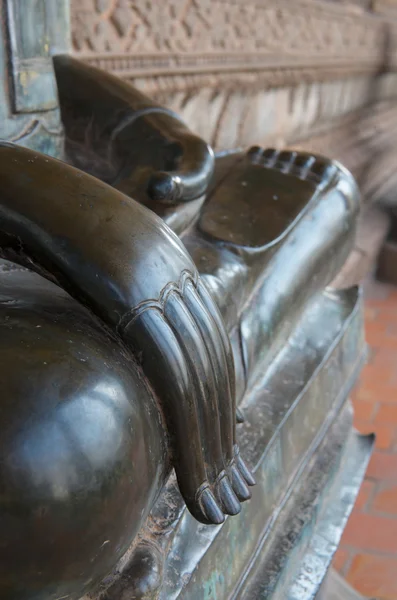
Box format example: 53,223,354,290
0,2,370,599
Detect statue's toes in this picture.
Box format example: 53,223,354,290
216,472,241,516
236,407,245,423
147,136,214,204
291,152,337,185
197,485,225,525
248,146,338,188
147,171,180,203
234,445,256,488
230,463,251,501
195,468,244,524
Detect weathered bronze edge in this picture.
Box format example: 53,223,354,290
286,430,374,600
235,409,374,599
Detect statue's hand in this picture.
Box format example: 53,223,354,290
54,56,214,205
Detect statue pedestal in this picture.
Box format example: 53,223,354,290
101,287,371,600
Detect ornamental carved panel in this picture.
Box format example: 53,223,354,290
70,0,385,81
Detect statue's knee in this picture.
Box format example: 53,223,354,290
0,271,167,597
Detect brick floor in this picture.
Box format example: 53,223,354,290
333,279,397,599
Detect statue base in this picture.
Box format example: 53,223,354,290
97,286,371,599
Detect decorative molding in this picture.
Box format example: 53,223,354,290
69,0,397,170
70,0,390,95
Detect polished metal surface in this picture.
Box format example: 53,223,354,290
0,261,168,599
0,142,252,532
0,136,365,599
0,13,369,598
54,55,215,205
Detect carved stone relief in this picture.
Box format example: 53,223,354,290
70,0,384,70
69,0,397,187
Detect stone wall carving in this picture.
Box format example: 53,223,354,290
70,0,397,202
70,0,388,86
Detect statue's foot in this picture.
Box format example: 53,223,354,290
0,142,255,528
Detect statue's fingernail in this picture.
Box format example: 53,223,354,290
199,488,225,525
236,454,256,487
218,476,241,516
231,464,251,501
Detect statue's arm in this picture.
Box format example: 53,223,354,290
0,142,254,525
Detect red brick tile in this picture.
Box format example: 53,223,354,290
369,336,397,351
365,321,388,347
353,420,374,435
364,306,379,322
352,386,378,404
355,421,394,450
375,404,397,424
347,553,397,599
332,548,350,574
354,479,374,511
353,400,377,422
365,313,397,349
373,386,397,404
355,382,397,405
373,483,397,515
334,281,397,590
366,451,397,481
342,512,397,553
358,364,395,390
374,301,397,318
386,322,397,337
374,424,395,450
369,347,397,374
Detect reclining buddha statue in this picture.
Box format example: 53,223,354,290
0,2,372,599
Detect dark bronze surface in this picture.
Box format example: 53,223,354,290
0,142,254,529
54,56,215,205
0,262,167,600
0,136,362,599
0,14,367,597
182,149,360,399
103,284,367,600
